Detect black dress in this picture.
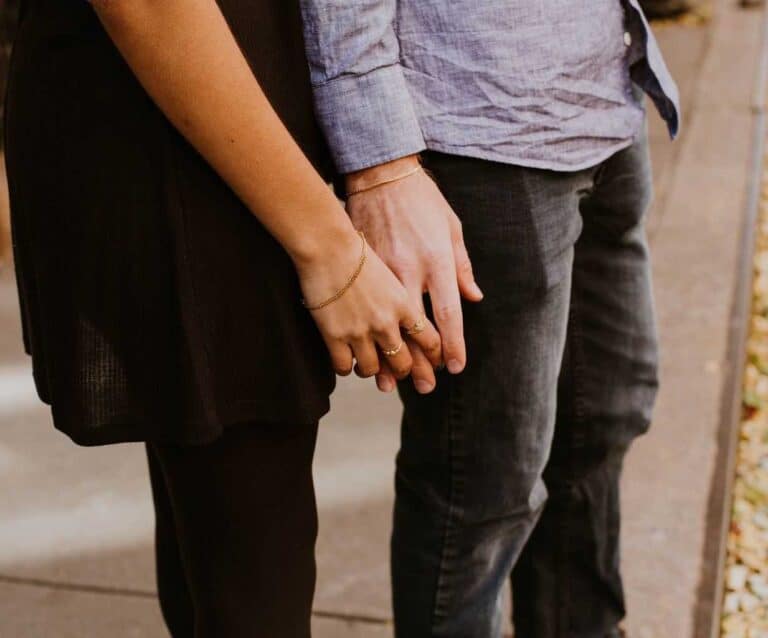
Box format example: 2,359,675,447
5,0,337,446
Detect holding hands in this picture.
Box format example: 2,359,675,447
345,155,483,394
297,226,443,388
301,154,483,395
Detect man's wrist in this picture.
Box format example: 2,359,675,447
345,154,421,195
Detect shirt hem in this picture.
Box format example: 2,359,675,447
422,137,639,173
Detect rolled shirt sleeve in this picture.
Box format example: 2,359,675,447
299,0,426,173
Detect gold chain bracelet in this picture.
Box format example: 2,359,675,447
302,231,367,311
346,165,422,197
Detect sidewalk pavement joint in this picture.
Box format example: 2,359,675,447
0,572,392,628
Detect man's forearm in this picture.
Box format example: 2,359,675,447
299,0,426,173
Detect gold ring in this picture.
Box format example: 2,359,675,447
406,315,427,336
382,341,405,357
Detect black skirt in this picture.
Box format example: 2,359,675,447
5,0,337,445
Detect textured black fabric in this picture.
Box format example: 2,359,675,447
5,0,336,445
147,419,319,638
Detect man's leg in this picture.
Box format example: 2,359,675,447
511,133,659,638
391,152,593,638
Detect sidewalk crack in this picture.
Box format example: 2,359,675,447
0,573,393,625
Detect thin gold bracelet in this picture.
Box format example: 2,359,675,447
302,231,367,311
346,165,422,197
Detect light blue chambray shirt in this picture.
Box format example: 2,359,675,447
299,0,680,174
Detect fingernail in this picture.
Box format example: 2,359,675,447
415,380,434,394
472,282,484,299
378,377,395,393
447,359,463,374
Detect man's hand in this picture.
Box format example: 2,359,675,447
345,155,483,394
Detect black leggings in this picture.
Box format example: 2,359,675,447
146,420,319,638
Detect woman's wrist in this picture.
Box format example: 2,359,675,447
291,217,366,311
287,212,360,276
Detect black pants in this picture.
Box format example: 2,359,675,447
146,420,319,638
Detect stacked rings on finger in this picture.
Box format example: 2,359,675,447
406,315,427,336
382,341,405,357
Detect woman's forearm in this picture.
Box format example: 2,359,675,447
90,0,353,265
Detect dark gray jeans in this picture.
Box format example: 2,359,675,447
392,132,658,638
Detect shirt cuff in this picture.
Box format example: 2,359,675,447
312,64,427,174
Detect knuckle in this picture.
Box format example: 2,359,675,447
423,247,449,266
392,360,412,377
433,303,460,322
372,313,396,335
396,288,411,308
331,332,348,344
329,325,351,341
422,335,442,353
413,356,433,372
390,252,419,275
457,258,473,275
372,322,389,336
334,362,353,376
358,364,379,378
347,326,367,341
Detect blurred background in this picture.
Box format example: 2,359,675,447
0,1,766,636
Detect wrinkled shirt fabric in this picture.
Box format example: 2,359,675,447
299,0,680,173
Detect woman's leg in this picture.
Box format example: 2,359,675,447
146,444,196,637
148,420,319,638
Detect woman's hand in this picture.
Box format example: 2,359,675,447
296,230,443,390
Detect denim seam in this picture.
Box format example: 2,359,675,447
561,266,590,638
518,168,552,293
431,375,466,628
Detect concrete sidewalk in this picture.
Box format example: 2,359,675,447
0,2,764,636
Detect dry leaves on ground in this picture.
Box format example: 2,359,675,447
721,166,768,638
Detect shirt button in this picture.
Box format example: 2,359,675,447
624,31,633,47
